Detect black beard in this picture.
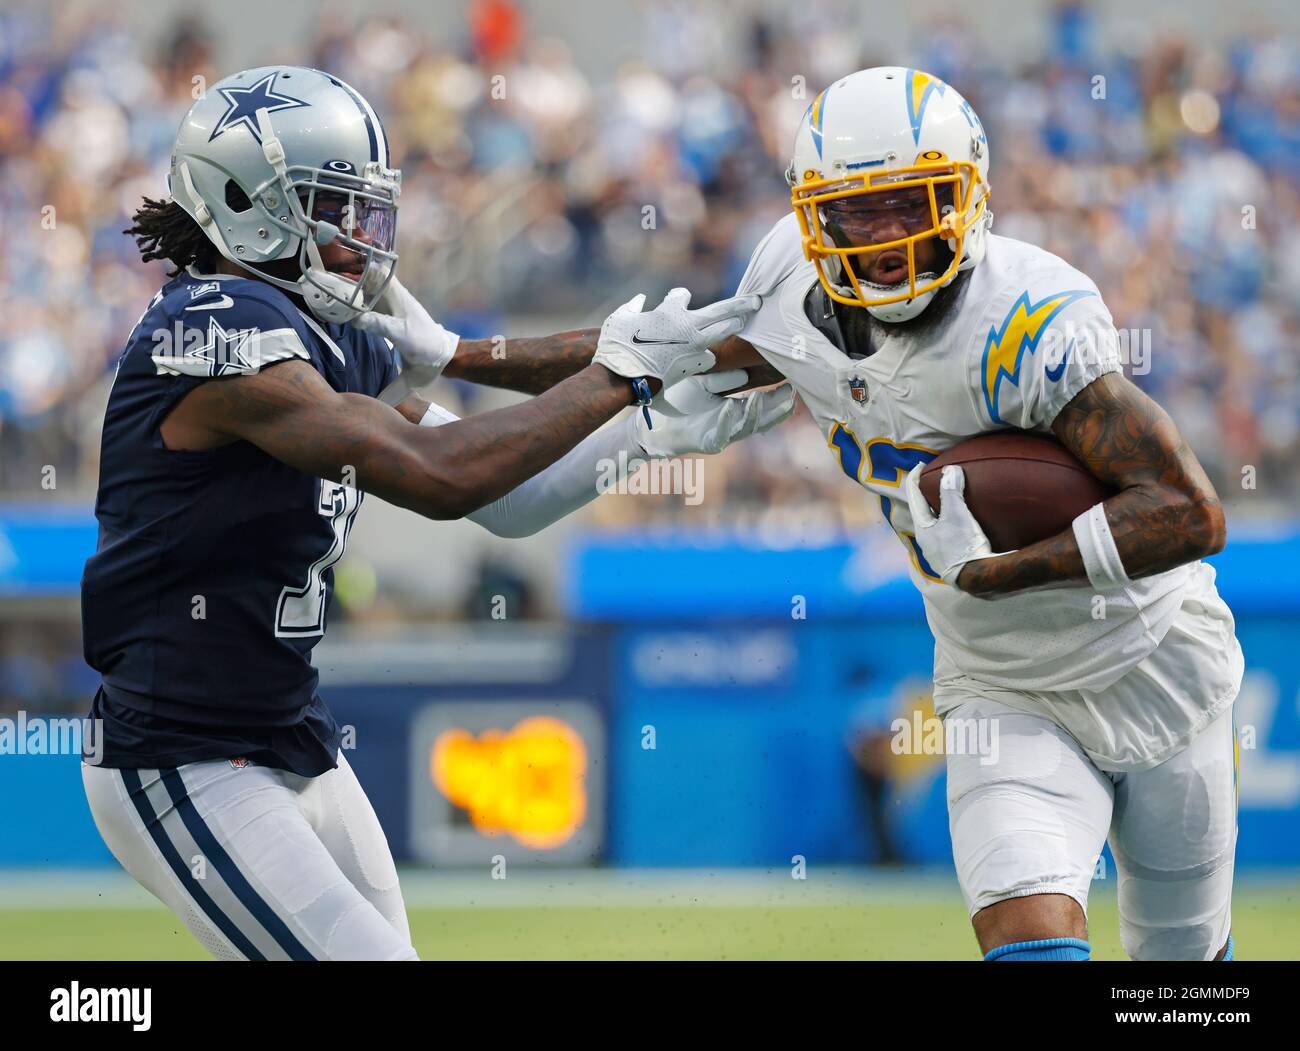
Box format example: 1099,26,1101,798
836,268,972,358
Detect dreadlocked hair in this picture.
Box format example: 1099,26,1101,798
125,196,216,276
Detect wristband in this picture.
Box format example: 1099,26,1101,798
1071,501,1131,591
630,376,654,430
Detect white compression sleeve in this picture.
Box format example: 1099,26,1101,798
1071,501,1132,591
418,401,644,538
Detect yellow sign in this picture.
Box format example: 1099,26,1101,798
430,716,588,848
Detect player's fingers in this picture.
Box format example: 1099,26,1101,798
727,391,762,441
712,396,748,449
351,311,401,340
657,375,719,416
729,389,781,442
700,369,748,395
609,292,646,318
660,287,692,312
696,314,747,346
377,273,410,309
937,464,970,517
906,465,937,527
753,385,797,431
689,293,761,329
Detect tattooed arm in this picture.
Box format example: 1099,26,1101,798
956,372,1226,598
438,331,786,394
442,330,600,394
161,359,636,520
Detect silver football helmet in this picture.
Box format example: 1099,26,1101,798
169,65,400,323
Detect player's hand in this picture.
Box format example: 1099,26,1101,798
905,464,999,589
593,288,760,388
352,276,460,385
633,370,797,458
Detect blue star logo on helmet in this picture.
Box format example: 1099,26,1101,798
209,71,310,144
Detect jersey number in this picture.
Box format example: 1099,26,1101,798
275,480,362,638
829,423,943,582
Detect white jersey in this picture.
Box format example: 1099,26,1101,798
737,215,1242,769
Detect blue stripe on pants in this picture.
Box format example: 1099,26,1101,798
119,768,266,961
158,767,317,961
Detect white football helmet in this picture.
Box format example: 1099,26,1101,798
787,67,992,323
169,66,400,323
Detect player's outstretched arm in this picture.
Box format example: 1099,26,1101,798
174,358,639,520
166,287,755,522
949,373,1225,597
442,329,601,395
363,283,782,398
401,330,786,395
409,370,796,538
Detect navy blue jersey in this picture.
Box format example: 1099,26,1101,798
82,270,400,775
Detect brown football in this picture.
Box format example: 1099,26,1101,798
918,431,1115,552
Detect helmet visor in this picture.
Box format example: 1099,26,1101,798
791,160,987,309
820,181,955,249
285,163,401,316
308,190,397,256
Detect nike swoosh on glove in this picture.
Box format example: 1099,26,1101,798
634,369,798,458
352,276,460,386
593,288,760,388
904,464,999,587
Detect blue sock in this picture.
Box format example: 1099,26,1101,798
1221,934,1234,961
985,937,1091,961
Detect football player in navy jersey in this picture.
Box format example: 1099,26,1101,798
80,66,794,960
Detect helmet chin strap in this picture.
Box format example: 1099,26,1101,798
177,162,213,232
301,237,370,324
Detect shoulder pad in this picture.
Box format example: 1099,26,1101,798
151,277,313,378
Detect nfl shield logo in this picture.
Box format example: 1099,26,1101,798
848,376,869,405
229,757,251,770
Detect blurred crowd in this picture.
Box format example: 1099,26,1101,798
2,0,1298,530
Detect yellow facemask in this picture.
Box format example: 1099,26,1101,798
790,154,990,310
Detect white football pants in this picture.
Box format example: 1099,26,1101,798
82,752,417,960
944,697,1236,961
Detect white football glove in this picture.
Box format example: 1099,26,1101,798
633,370,797,458
352,276,460,387
904,464,1000,587
593,288,759,387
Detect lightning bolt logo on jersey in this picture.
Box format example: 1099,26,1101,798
981,289,1094,425
81,270,401,776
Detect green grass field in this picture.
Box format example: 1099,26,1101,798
2,871,1297,960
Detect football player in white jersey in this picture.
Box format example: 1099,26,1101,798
713,67,1242,961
